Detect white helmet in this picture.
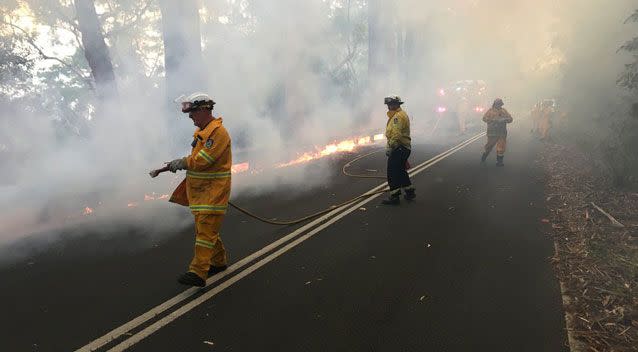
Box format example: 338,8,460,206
174,92,215,113
384,95,404,105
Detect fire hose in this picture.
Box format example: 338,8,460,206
150,149,390,226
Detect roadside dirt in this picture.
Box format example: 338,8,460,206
541,142,638,352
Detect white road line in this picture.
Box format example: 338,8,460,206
76,132,485,352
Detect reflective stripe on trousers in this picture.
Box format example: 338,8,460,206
189,214,227,280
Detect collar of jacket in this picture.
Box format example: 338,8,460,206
194,117,223,140
386,108,402,119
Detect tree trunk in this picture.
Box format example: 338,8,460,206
159,0,205,102
368,0,382,79
75,0,117,101
367,0,399,108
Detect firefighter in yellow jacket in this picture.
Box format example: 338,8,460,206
382,95,415,205
538,100,554,141
166,92,232,287
481,98,513,167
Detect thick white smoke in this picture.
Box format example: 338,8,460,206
0,0,635,249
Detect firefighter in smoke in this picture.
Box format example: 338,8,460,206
457,96,470,135
530,101,541,135
165,92,232,287
382,95,416,205
481,98,513,167
538,100,554,140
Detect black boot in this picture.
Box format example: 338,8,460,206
496,155,504,167
403,188,416,201
481,152,488,163
177,272,205,287
208,265,228,277
381,192,400,205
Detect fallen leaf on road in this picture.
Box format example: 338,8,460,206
203,340,214,346
541,218,550,223
305,281,312,285
426,244,431,248
419,295,429,302
370,255,376,259
358,207,367,211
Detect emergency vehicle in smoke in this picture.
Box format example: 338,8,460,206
432,80,490,132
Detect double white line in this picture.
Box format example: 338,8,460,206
76,132,485,352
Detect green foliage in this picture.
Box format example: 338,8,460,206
0,35,33,97
617,13,638,91
606,8,638,188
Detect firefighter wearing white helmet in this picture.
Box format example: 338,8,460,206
166,92,232,287
382,95,416,205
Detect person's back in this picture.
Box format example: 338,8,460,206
539,105,554,140
481,98,513,167
483,106,513,137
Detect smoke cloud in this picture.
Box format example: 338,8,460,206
1,0,635,250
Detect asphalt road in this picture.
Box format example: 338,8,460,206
0,124,568,351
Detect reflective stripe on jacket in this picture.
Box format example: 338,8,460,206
169,118,232,215
385,108,411,149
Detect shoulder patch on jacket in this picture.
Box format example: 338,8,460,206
205,138,214,149
393,117,398,124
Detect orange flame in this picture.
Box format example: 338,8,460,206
124,135,379,211
144,193,170,201
83,207,94,215
276,134,383,168
231,162,249,174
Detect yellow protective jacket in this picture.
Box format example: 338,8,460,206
540,106,554,124
170,118,232,215
482,107,513,137
385,108,411,150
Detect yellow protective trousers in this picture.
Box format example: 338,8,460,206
485,136,507,157
189,214,228,280
539,117,551,139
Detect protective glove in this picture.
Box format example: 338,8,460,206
166,157,187,172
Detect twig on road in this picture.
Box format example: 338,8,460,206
590,202,625,228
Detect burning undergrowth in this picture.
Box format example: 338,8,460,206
0,131,387,252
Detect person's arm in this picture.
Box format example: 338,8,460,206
482,109,494,123
502,109,513,123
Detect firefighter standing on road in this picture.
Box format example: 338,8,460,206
481,98,513,167
538,100,554,141
530,101,541,135
382,95,416,205
457,96,470,135
166,92,232,287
